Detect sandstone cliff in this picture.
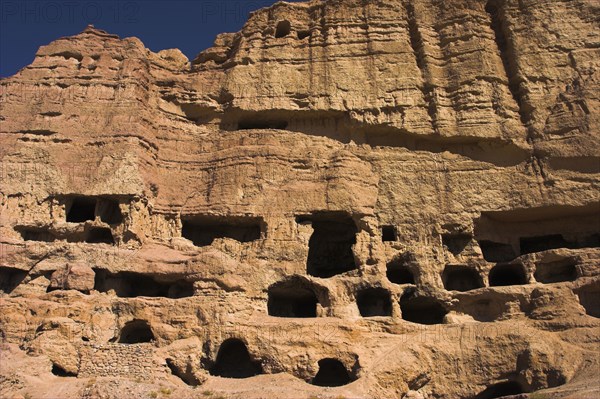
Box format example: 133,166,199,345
0,0,599,398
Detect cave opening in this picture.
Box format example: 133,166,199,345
311,358,354,387
489,263,527,286
381,225,397,242
534,259,578,284
118,320,154,344
479,240,516,263
386,258,415,285
209,338,262,378
301,213,358,278
275,20,291,38
475,380,525,399
181,216,263,247
94,271,194,299
0,267,28,294
51,364,77,377
18,228,56,242
267,280,319,318
97,198,123,224
356,287,392,317
66,197,96,222
85,227,114,244
400,294,447,325
442,233,472,255
298,30,310,40
577,283,600,318
442,265,483,292
520,234,570,255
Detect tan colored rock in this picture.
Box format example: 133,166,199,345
0,0,599,398
49,263,95,293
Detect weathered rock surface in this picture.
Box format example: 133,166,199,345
49,263,95,293
0,0,599,398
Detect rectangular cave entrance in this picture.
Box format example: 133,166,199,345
17,227,56,242
267,279,319,318
66,196,123,224
67,197,96,222
488,263,528,286
520,234,571,255
357,287,392,317
576,282,600,318
534,258,578,284
478,240,516,263
442,265,483,292
298,212,358,278
381,225,397,242
400,293,448,325
181,215,264,247
85,227,115,244
94,270,194,299
475,206,600,261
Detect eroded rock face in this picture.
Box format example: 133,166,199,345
48,263,95,293
0,0,599,398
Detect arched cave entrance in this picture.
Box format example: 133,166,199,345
311,358,354,387
118,319,154,344
209,338,262,378
386,258,415,284
275,20,291,38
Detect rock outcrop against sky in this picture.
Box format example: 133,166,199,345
0,0,599,398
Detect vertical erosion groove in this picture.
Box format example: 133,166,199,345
406,1,438,132
485,0,529,127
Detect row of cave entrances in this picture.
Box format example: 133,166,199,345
181,212,599,281
205,339,355,387
267,277,600,322
70,319,554,397
112,320,355,387
268,280,447,323
388,258,580,292
18,200,599,284
1,265,597,321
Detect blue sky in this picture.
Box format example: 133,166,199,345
0,0,304,77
